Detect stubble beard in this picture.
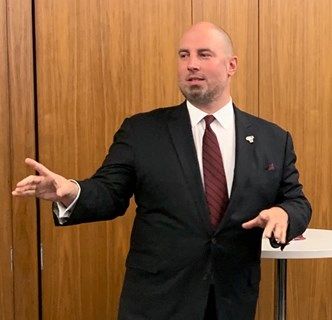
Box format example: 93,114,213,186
179,84,221,107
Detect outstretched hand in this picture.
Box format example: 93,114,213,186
12,158,79,206
242,207,289,244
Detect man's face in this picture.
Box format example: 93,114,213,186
177,27,236,108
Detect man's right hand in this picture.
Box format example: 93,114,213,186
12,158,79,207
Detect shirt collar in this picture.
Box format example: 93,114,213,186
186,99,234,129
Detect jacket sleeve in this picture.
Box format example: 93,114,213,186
274,132,312,245
54,118,136,226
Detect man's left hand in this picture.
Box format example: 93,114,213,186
242,207,289,244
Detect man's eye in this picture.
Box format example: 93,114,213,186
200,52,211,58
179,53,188,58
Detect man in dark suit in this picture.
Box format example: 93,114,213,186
13,22,311,319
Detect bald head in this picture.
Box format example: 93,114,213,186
180,22,234,57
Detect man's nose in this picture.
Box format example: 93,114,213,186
187,57,200,71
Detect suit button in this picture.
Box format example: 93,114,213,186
211,238,217,244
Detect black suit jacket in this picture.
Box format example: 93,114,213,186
59,102,311,320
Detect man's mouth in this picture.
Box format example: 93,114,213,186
186,76,205,83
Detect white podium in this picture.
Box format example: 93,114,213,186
261,228,332,320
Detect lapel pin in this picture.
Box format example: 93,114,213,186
245,135,254,144
266,163,276,171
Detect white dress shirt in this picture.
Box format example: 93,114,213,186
56,99,236,222
186,99,236,197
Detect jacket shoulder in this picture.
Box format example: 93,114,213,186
127,103,185,122
235,106,288,135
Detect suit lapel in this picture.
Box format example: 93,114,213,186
167,102,212,233
216,106,256,232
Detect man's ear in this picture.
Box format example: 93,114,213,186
227,56,238,76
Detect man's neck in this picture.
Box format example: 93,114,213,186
190,97,232,114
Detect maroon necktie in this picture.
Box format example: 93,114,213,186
203,115,229,229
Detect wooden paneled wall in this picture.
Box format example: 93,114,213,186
2,0,331,319
260,1,332,318
1,0,38,319
0,0,14,318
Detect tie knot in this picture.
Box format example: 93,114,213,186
204,115,215,127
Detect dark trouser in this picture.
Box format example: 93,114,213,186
204,285,217,320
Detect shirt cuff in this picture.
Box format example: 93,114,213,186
53,180,81,225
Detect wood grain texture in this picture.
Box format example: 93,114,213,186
35,0,191,318
260,1,332,319
6,0,39,318
193,0,259,114
5,0,39,319
192,2,275,320
0,0,14,318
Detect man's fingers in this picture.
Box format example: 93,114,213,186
242,216,261,229
15,175,43,188
25,158,52,177
262,221,275,239
270,223,287,244
12,175,44,197
12,186,37,197
12,159,64,201
15,190,36,197
242,208,289,245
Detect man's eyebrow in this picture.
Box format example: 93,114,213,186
178,48,214,54
197,48,213,53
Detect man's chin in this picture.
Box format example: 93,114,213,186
179,86,208,104
187,90,205,100
185,87,205,98
189,84,207,93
